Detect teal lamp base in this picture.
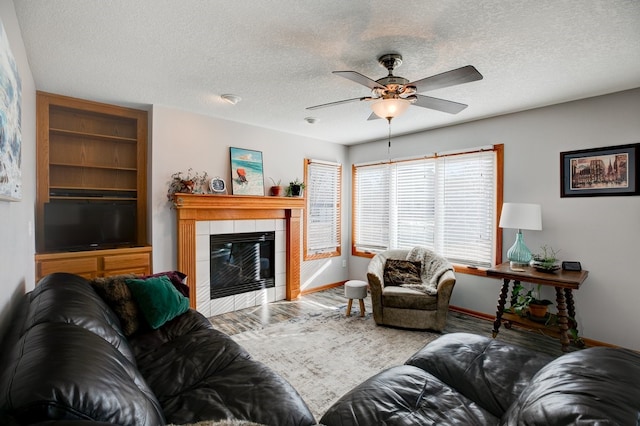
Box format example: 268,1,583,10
507,230,532,270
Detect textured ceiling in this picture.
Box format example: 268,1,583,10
12,0,640,145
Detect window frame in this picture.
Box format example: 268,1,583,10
304,158,342,260
351,144,504,275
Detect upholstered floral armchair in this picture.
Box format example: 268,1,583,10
367,248,456,331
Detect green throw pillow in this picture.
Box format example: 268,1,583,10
125,276,190,329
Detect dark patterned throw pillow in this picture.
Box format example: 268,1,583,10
383,259,423,286
90,274,141,336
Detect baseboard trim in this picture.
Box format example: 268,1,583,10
449,305,495,321
300,281,345,296
448,305,617,349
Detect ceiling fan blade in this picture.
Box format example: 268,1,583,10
306,96,369,110
408,65,483,93
333,71,386,90
413,94,468,114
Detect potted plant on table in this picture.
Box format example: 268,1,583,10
527,293,553,319
509,283,553,320
530,245,560,272
287,178,306,197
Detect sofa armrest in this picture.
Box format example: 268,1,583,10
0,323,165,425
406,333,551,418
501,347,640,425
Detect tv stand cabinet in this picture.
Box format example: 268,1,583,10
35,246,152,281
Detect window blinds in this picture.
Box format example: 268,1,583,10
353,163,390,253
306,160,341,256
353,149,496,267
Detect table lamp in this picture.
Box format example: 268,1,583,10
499,203,542,270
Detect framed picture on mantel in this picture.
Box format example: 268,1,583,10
229,147,265,196
560,143,639,197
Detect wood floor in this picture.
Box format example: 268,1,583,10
209,286,581,357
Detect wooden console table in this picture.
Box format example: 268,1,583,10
487,262,588,352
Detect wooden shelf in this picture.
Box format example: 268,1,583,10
36,92,150,276
173,193,305,210
502,311,561,335
49,162,138,172
49,196,138,201
50,127,138,143
50,185,137,192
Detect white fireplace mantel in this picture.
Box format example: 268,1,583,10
173,193,305,308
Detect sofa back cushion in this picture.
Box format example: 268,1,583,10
405,333,551,418
0,322,165,425
501,346,640,425
18,273,136,364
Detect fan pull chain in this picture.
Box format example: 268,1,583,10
387,117,392,159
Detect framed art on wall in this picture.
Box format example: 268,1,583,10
0,18,22,201
229,147,265,195
560,143,639,197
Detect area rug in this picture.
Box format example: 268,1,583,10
228,305,439,421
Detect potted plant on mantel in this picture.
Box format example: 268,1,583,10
269,178,284,196
167,169,209,201
287,178,306,197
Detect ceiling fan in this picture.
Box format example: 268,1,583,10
307,53,483,120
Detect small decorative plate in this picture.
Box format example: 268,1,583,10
209,177,227,194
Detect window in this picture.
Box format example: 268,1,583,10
304,159,342,259
353,145,503,268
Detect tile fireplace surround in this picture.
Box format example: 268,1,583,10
172,194,305,317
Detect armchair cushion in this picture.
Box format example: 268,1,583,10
383,259,423,286
382,287,438,310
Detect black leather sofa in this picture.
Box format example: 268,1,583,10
0,273,315,426
320,332,640,425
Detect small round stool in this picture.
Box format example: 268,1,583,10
344,280,368,317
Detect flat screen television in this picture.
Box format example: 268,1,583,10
44,201,137,252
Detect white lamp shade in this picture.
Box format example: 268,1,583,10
499,203,542,231
371,98,411,119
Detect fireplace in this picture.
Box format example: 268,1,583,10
210,231,275,299
172,193,304,315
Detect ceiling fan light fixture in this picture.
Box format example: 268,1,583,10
371,98,411,119
221,94,241,105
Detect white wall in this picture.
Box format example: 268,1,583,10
0,0,36,340
150,105,350,292
348,88,640,350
